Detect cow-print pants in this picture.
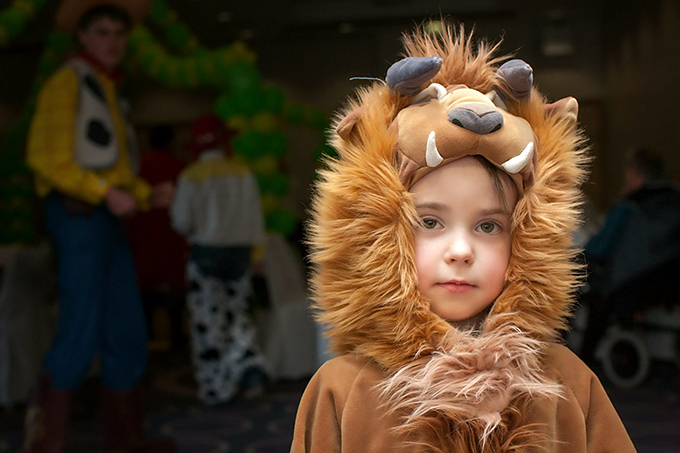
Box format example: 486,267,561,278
186,259,268,404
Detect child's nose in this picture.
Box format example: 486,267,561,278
444,233,473,264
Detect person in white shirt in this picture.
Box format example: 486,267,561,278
171,114,269,404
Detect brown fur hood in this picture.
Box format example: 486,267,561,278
307,24,589,451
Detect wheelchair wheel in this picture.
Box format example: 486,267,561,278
600,329,650,388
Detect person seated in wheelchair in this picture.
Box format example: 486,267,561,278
579,148,680,366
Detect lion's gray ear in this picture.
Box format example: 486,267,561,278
495,59,533,102
386,56,443,95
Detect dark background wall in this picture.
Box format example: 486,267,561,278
0,0,678,220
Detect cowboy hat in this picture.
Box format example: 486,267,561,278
55,0,150,31
187,114,238,157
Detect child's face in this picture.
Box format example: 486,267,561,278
78,16,128,70
410,156,517,322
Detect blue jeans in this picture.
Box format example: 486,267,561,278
42,193,148,391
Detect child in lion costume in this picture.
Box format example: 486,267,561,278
290,23,636,453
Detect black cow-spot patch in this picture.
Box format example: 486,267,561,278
87,120,111,146
83,75,106,101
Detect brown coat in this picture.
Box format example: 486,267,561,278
291,345,635,453
295,23,636,452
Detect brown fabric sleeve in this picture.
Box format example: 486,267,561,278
290,359,344,453
583,371,637,452
544,344,637,453
290,355,411,453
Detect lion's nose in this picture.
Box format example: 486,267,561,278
448,103,503,134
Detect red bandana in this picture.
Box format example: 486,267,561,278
77,51,124,84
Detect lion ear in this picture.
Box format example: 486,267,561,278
336,107,364,141
545,97,579,125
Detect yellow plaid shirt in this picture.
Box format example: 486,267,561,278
26,63,150,208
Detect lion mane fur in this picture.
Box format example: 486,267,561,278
307,24,589,451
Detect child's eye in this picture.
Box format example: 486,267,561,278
421,218,440,229
476,221,500,234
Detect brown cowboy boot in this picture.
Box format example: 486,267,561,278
23,373,73,453
102,385,177,453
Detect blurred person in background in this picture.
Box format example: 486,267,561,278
579,148,680,365
128,125,188,351
23,1,175,451
171,114,269,405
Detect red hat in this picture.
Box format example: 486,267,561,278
187,114,234,156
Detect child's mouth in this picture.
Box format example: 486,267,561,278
438,281,475,293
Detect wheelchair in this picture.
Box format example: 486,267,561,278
569,259,680,388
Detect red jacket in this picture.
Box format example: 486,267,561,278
128,150,188,291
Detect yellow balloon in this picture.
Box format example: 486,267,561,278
231,41,257,64
233,155,248,166
0,29,9,46
185,60,198,86
252,155,278,176
252,113,277,133
15,0,35,18
227,115,248,131
260,194,279,214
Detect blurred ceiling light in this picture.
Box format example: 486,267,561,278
541,23,575,57
217,11,232,23
544,8,567,21
339,22,354,34
541,39,575,57
541,8,574,57
240,29,256,40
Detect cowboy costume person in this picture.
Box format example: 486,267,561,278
24,1,176,451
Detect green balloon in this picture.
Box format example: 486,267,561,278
38,58,58,77
157,59,180,85
266,208,297,236
156,67,173,85
309,108,330,130
149,0,172,22
46,31,74,54
284,103,305,125
232,132,264,160
260,172,289,197
264,132,288,158
165,22,192,50
140,51,163,73
262,86,285,114
0,8,27,37
225,61,261,93
31,0,50,9
176,61,193,87
215,95,238,118
143,43,162,60
127,29,146,47
233,88,260,117
195,55,217,85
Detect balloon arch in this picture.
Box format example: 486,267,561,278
0,0,333,243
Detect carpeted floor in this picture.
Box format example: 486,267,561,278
599,361,680,453
1,348,679,453
0,346,307,453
